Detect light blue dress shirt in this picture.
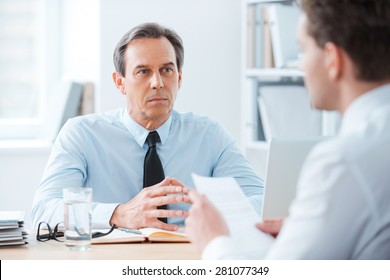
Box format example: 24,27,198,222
32,109,264,228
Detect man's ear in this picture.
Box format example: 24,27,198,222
177,71,183,90
112,71,126,95
324,42,343,81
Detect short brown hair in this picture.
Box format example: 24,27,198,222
113,23,184,77
300,0,390,81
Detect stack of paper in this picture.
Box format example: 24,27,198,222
0,211,28,247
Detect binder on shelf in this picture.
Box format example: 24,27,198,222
262,5,275,68
258,85,323,141
268,4,301,68
246,5,256,68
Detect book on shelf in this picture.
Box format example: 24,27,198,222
0,211,28,247
247,5,274,68
246,5,256,68
262,5,275,68
80,82,95,115
92,227,188,244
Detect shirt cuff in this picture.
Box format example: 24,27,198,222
202,235,237,260
91,203,120,228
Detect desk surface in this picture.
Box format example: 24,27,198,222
0,236,201,260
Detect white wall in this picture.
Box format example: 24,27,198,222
99,0,242,140
0,145,51,229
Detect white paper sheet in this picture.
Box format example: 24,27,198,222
192,174,274,259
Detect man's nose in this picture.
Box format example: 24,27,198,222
150,72,164,89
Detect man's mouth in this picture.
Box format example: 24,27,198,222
148,97,168,103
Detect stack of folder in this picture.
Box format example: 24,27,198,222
0,211,28,247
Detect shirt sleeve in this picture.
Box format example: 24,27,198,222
265,144,366,259
209,123,265,216
31,119,118,229
202,236,245,260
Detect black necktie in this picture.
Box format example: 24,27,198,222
143,131,167,223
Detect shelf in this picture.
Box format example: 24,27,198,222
246,68,304,80
246,0,293,5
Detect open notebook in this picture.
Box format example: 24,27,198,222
92,227,188,244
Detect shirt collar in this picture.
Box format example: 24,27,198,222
121,108,173,147
340,83,390,135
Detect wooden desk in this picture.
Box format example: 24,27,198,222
0,235,201,260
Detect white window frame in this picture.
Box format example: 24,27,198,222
0,0,62,140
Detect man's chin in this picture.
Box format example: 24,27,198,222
146,108,173,121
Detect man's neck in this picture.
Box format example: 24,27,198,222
130,113,171,131
338,79,390,115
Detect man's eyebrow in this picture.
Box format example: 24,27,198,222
134,64,149,70
133,62,175,70
162,62,175,67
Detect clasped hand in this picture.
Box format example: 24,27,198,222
109,177,190,231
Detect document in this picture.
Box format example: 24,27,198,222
0,211,28,246
92,227,188,244
192,174,274,259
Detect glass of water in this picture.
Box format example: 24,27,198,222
63,188,92,251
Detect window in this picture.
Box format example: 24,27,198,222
0,0,60,139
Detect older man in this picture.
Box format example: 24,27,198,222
186,0,390,259
32,23,263,231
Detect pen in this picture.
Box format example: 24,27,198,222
117,227,143,235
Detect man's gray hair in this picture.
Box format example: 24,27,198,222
113,23,184,77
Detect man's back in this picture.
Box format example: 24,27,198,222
267,85,390,259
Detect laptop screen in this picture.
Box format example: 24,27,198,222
262,137,326,219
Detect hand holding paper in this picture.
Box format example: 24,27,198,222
186,174,274,259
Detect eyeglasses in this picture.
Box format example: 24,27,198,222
36,222,64,242
36,222,116,242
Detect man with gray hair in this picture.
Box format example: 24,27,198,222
32,23,263,231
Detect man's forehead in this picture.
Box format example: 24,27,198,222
125,38,176,67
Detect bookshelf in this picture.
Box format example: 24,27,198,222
240,0,339,177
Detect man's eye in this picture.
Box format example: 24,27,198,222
138,69,149,75
162,67,173,73
135,69,149,78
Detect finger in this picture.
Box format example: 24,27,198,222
148,177,171,188
256,221,277,231
255,223,267,231
147,185,187,197
148,209,189,218
149,195,191,207
188,189,203,202
150,221,180,231
168,178,189,192
150,177,189,194
256,219,282,237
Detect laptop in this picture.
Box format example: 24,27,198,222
262,137,326,219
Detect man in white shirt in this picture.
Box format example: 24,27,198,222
185,0,390,259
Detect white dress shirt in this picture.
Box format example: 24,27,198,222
203,84,390,259
32,109,263,229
